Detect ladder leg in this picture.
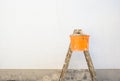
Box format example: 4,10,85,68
84,51,97,81
59,46,72,81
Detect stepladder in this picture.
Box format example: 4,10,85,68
59,29,97,81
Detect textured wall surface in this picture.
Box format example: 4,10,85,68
0,69,120,81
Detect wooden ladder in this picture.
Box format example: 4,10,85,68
59,29,97,81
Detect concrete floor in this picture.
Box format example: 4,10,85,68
0,69,120,81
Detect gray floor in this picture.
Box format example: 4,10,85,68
0,69,120,81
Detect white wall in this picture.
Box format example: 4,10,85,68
0,0,120,69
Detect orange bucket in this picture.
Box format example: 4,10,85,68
70,35,89,51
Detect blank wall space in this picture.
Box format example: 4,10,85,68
0,0,120,69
